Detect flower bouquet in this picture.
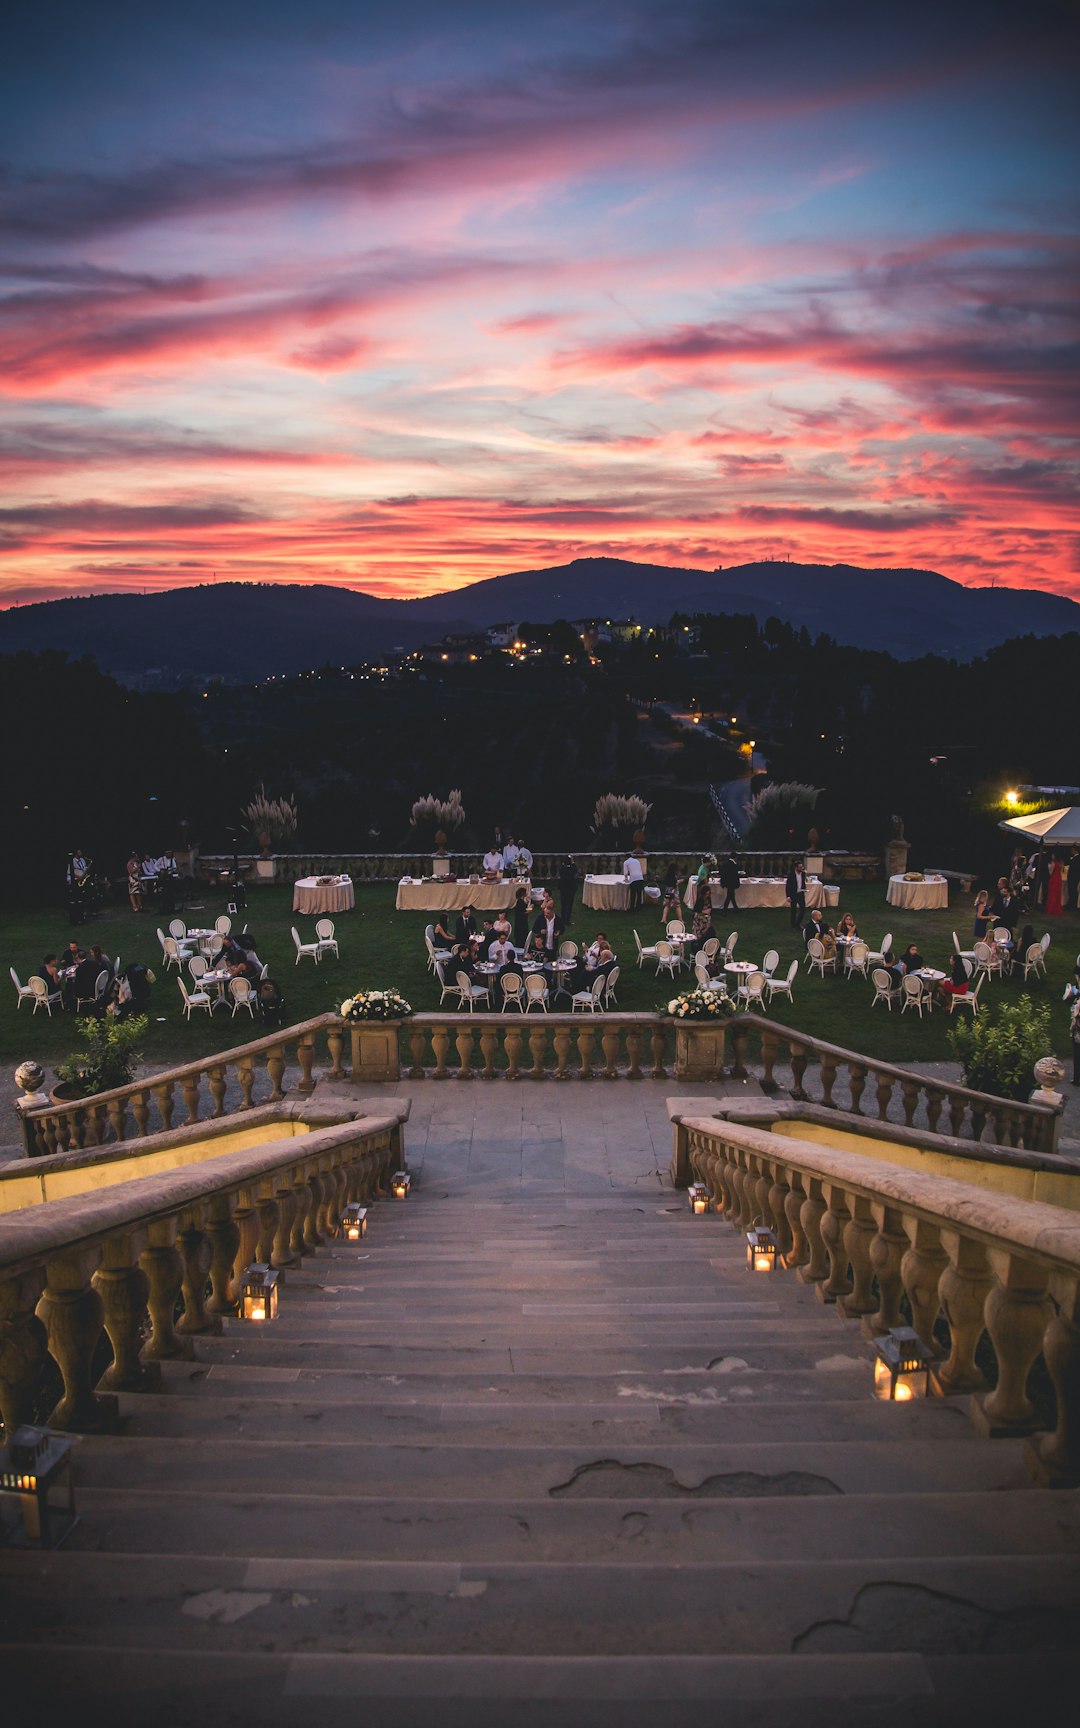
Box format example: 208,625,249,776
664,988,735,1020
340,988,412,1021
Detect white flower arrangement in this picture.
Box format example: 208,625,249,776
664,988,735,1021
340,989,412,1021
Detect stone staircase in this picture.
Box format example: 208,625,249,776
3,1085,1078,1726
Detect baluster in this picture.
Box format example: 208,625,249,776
624,1025,643,1080
106,1097,127,1142
900,1218,947,1352
290,1168,313,1256
205,1197,241,1314
900,1079,919,1127
327,1022,345,1081
177,1219,221,1335
208,1063,227,1119
729,1023,749,1080
970,1102,987,1142
552,1025,572,1080
789,1042,808,1100
256,1193,280,1263
315,1168,337,1241
327,1163,348,1236
504,1023,523,1080
783,1173,809,1269
36,1249,116,1432
408,1026,427,1078
181,1072,201,1125
237,1058,255,1110
528,1025,547,1080
767,1164,793,1257
480,1026,500,1079
797,1176,829,1287
875,1073,893,1121
948,1096,966,1137
84,1104,103,1147
736,1154,757,1229
925,1088,943,1135
0,1269,49,1434
455,1023,476,1079
576,1025,595,1079
935,1231,992,1394
266,1044,286,1102
819,1052,838,1108
866,1204,907,1336
132,1088,150,1137
819,1183,853,1304
839,1194,877,1320
975,1252,1051,1436
848,1064,866,1115
431,1023,451,1079
303,1169,326,1248
296,1033,316,1096
140,1220,191,1359
272,1177,299,1267
230,1194,260,1294
759,1030,780,1094
650,1025,667,1078
601,1024,619,1079
1027,1278,1080,1487
94,1232,160,1390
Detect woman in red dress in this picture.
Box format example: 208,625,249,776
1046,855,1064,916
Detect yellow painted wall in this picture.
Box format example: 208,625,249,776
0,1120,313,1212
769,1119,1080,1211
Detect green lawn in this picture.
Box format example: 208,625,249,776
2,881,1077,1081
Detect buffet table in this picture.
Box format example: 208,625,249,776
395,877,529,912
582,874,631,911
293,875,355,915
886,873,948,910
684,875,837,911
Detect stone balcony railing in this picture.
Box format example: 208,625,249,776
677,1110,1080,1488
0,1110,404,1438
195,848,883,886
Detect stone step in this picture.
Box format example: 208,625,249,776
5,1645,1076,1727
62,1485,1079,1564
2,1551,1075,1658
72,1434,1032,1498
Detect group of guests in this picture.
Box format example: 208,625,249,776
127,850,179,913
41,943,154,1019
1008,846,1078,915
437,893,616,1000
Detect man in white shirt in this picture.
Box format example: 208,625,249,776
516,838,533,873
532,895,563,956
622,851,645,910
482,846,504,878
502,836,521,871
489,935,514,968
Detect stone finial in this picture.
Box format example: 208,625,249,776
1033,1055,1065,1095
15,1060,47,1098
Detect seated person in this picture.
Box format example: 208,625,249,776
802,908,832,947
477,918,499,957
117,961,153,1019
835,912,858,940
584,931,609,964
938,954,970,1003
1008,923,1035,969
89,944,113,976
71,948,102,1011
481,846,504,879
898,943,925,974
451,942,476,983
523,931,550,967
454,905,479,947
59,938,81,972
432,914,455,949
585,940,616,978
40,952,64,993
488,933,515,969
491,911,512,944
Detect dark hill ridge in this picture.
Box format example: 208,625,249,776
0,559,1076,680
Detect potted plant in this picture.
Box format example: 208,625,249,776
339,989,412,1083
53,1014,149,1104
664,988,735,1082
242,786,299,880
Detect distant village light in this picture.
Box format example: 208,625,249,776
1005,789,1019,806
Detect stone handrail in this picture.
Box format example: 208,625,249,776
397,1012,670,1081
20,1014,345,1158
0,1112,403,1437
679,1111,1080,1487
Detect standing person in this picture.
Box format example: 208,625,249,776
532,895,564,957
718,853,741,912
1033,846,1050,909
516,837,534,874
126,852,143,913
622,849,645,911
511,885,531,951
1046,855,1064,916
659,862,681,926
1070,983,1080,1086
558,855,579,927
785,861,807,930
1067,846,1080,911
502,835,520,872
691,879,713,948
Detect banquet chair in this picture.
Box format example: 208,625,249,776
699,937,720,965
75,970,110,1013
161,937,182,971
722,931,738,961
188,955,208,980
178,976,213,1020
558,940,578,960
865,933,892,968
900,974,931,1017
169,918,187,941
761,949,779,980
844,940,870,981
737,969,767,1012
229,977,256,1018
871,968,901,1011
602,964,620,1006
10,967,35,1010
29,975,63,1016
952,930,976,962
972,940,1003,984
654,940,681,980
215,916,232,936
1019,941,1046,983
425,932,452,973
571,974,605,1012
455,969,491,1012
291,926,321,965
314,918,339,960
156,926,170,957
693,959,721,994
499,972,525,1011
634,929,658,969
765,959,799,1007
523,973,549,1012
993,927,1013,950
947,974,983,1016
666,919,686,937
805,938,833,980
434,961,459,1008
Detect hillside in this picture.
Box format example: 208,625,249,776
1,559,1076,681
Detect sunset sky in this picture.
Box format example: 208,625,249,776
2,0,1078,607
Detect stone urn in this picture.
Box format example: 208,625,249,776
433,829,448,856
258,830,272,859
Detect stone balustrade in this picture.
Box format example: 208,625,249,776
679,1111,1080,1487
394,1012,670,1082
196,848,880,885
0,1112,403,1438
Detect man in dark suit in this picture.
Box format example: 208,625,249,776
785,863,807,929
718,853,741,911
531,896,564,957
558,855,579,926
453,905,479,946
989,878,1019,931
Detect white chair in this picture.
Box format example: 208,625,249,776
865,932,892,968
571,973,605,1012
76,969,110,1013
314,918,339,960
523,973,549,1012
455,969,491,1011
602,964,620,1006
229,976,256,1018
972,940,1003,984
215,915,232,936
693,959,722,995
952,930,976,962
655,939,682,980
721,930,738,961
178,976,212,1019
169,918,187,940
666,919,686,937
292,926,321,965
161,936,182,971
634,929,658,969
948,975,983,1016
10,967,35,1010
765,959,799,1007
805,937,835,979
425,932,452,973
188,955,208,980
1040,932,1051,955
844,940,870,982
499,972,524,1011
737,969,767,1012
901,974,931,1017
434,961,458,1008
1019,941,1046,983
871,967,900,1011
29,975,63,1016
993,926,1012,947
156,925,170,958
699,936,720,965
558,940,578,960
761,949,779,980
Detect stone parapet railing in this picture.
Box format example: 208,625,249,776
195,849,882,886
391,1013,670,1083
677,1111,1080,1487
0,1111,404,1437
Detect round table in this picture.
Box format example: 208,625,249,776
886,874,948,910
724,961,758,978
582,874,631,911
915,968,947,984
293,876,355,915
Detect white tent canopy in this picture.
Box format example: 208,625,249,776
998,807,1080,843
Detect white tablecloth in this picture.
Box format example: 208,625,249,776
886,874,948,910
582,874,631,911
293,876,355,914
685,876,835,910
395,877,529,912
